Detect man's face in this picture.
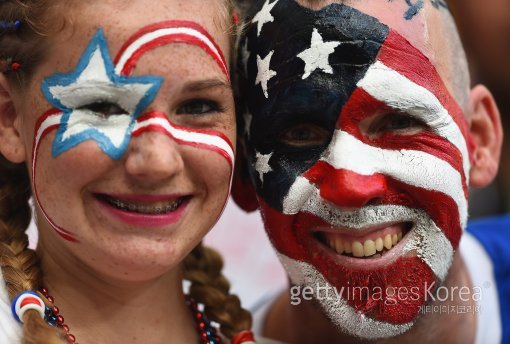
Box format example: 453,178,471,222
238,0,473,338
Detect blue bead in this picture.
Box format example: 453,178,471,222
14,20,20,30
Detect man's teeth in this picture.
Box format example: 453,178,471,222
105,197,183,214
325,231,404,258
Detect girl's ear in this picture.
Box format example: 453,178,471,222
468,85,503,188
0,74,26,163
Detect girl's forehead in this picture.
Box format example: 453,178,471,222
51,0,231,62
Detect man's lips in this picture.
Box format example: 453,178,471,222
314,222,413,260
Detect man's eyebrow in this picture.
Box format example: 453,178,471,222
181,79,231,93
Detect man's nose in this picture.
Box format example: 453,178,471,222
317,165,387,208
124,131,184,183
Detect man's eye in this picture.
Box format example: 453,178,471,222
280,124,330,147
176,100,221,115
368,113,428,135
79,102,128,118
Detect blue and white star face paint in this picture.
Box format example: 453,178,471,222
42,29,163,161
31,20,235,246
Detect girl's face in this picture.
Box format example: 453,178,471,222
16,0,235,281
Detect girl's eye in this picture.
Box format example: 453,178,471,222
176,100,221,115
280,123,330,147
368,113,428,135
79,102,128,118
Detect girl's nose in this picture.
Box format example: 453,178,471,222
124,131,184,183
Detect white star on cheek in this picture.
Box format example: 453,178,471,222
255,51,277,98
297,28,341,80
252,0,279,36
254,151,273,183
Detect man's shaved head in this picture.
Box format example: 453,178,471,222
297,0,470,110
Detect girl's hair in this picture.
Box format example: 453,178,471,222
0,0,251,342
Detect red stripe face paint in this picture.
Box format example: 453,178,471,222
238,0,473,338
33,21,233,243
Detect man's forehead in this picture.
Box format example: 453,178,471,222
295,0,446,72
242,0,454,118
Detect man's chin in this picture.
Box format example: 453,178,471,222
278,253,439,340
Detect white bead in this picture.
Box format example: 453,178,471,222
12,291,45,323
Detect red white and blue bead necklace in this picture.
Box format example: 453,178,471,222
12,289,255,344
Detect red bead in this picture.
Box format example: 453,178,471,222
11,62,21,70
199,322,206,329
196,312,203,320
52,306,59,315
40,288,48,295
57,315,65,325
47,296,54,303
66,334,76,343
232,13,240,25
62,324,70,333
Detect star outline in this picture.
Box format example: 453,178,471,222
41,29,163,160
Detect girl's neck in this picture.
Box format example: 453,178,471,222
36,241,197,343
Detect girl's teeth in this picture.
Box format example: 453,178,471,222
323,230,406,258
105,196,182,214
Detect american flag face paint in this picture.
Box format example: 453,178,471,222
33,21,234,243
238,0,474,338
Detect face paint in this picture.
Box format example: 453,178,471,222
239,0,473,338
33,21,233,243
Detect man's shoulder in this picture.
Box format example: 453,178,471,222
466,215,510,342
468,214,510,234
467,215,510,263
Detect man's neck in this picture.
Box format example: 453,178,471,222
263,252,477,344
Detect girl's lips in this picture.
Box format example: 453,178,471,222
94,193,191,228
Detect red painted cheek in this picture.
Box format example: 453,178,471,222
259,199,306,260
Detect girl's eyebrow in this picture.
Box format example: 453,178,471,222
181,79,231,93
